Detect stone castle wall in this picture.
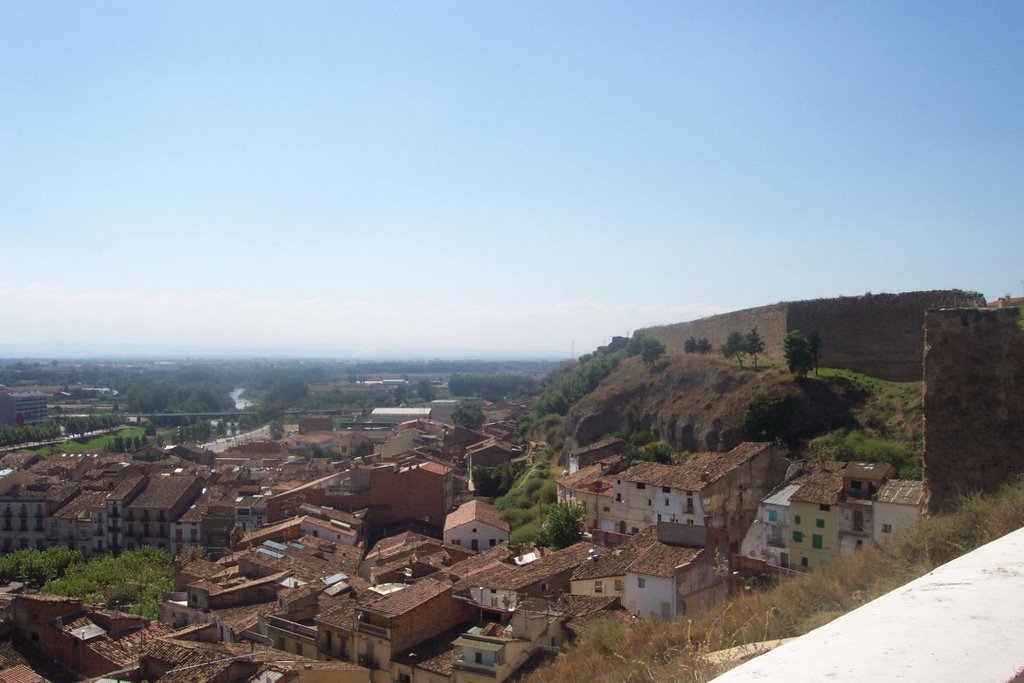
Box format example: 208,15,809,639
643,303,790,361
642,290,985,381
922,307,1024,513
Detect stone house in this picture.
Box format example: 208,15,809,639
619,524,729,620
604,442,789,547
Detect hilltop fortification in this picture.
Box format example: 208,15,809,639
641,290,984,381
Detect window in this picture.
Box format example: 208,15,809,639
475,652,483,664
603,506,610,512
853,510,864,532
636,483,646,490
615,493,621,502
801,557,809,568
792,531,803,543
816,519,825,529
664,498,669,506
595,581,603,593
662,486,671,493
812,534,823,550
647,499,652,506
489,539,496,547
794,515,801,525
767,509,778,522
637,577,645,588
614,579,623,591
819,504,831,512
657,514,662,522
882,523,893,533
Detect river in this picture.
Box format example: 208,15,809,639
230,388,252,410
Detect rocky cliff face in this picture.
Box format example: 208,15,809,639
564,354,867,455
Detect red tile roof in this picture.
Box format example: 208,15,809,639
362,578,452,617
619,442,773,491
790,461,845,505
444,499,510,533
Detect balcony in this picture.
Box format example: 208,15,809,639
267,615,317,640
354,621,390,639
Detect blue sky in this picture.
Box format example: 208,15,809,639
1,2,1021,358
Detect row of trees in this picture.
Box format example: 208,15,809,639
448,374,537,402
684,336,713,354
0,414,123,448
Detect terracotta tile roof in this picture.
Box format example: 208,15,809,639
549,593,620,618
419,460,452,476
444,499,510,533
564,607,638,637
460,542,598,592
619,442,773,492
570,437,624,457
362,578,452,617
107,474,146,500
625,540,703,578
85,618,174,668
391,627,461,676
128,475,198,509
0,642,29,670
51,490,106,520
790,462,845,505
571,544,636,581
440,544,515,583
315,591,364,630
207,600,279,635
0,664,45,683
558,464,610,491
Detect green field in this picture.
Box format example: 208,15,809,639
33,426,147,456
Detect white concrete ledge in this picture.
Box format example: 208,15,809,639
712,525,1024,682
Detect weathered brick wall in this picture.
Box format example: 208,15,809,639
923,307,1024,513
642,290,985,381
392,592,475,653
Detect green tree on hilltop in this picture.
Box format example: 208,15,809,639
746,328,766,369
808,330,823,375
722,331,748,368
784,330,814,377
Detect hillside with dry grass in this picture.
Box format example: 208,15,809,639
564,351,922,474
523,476,1024,683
